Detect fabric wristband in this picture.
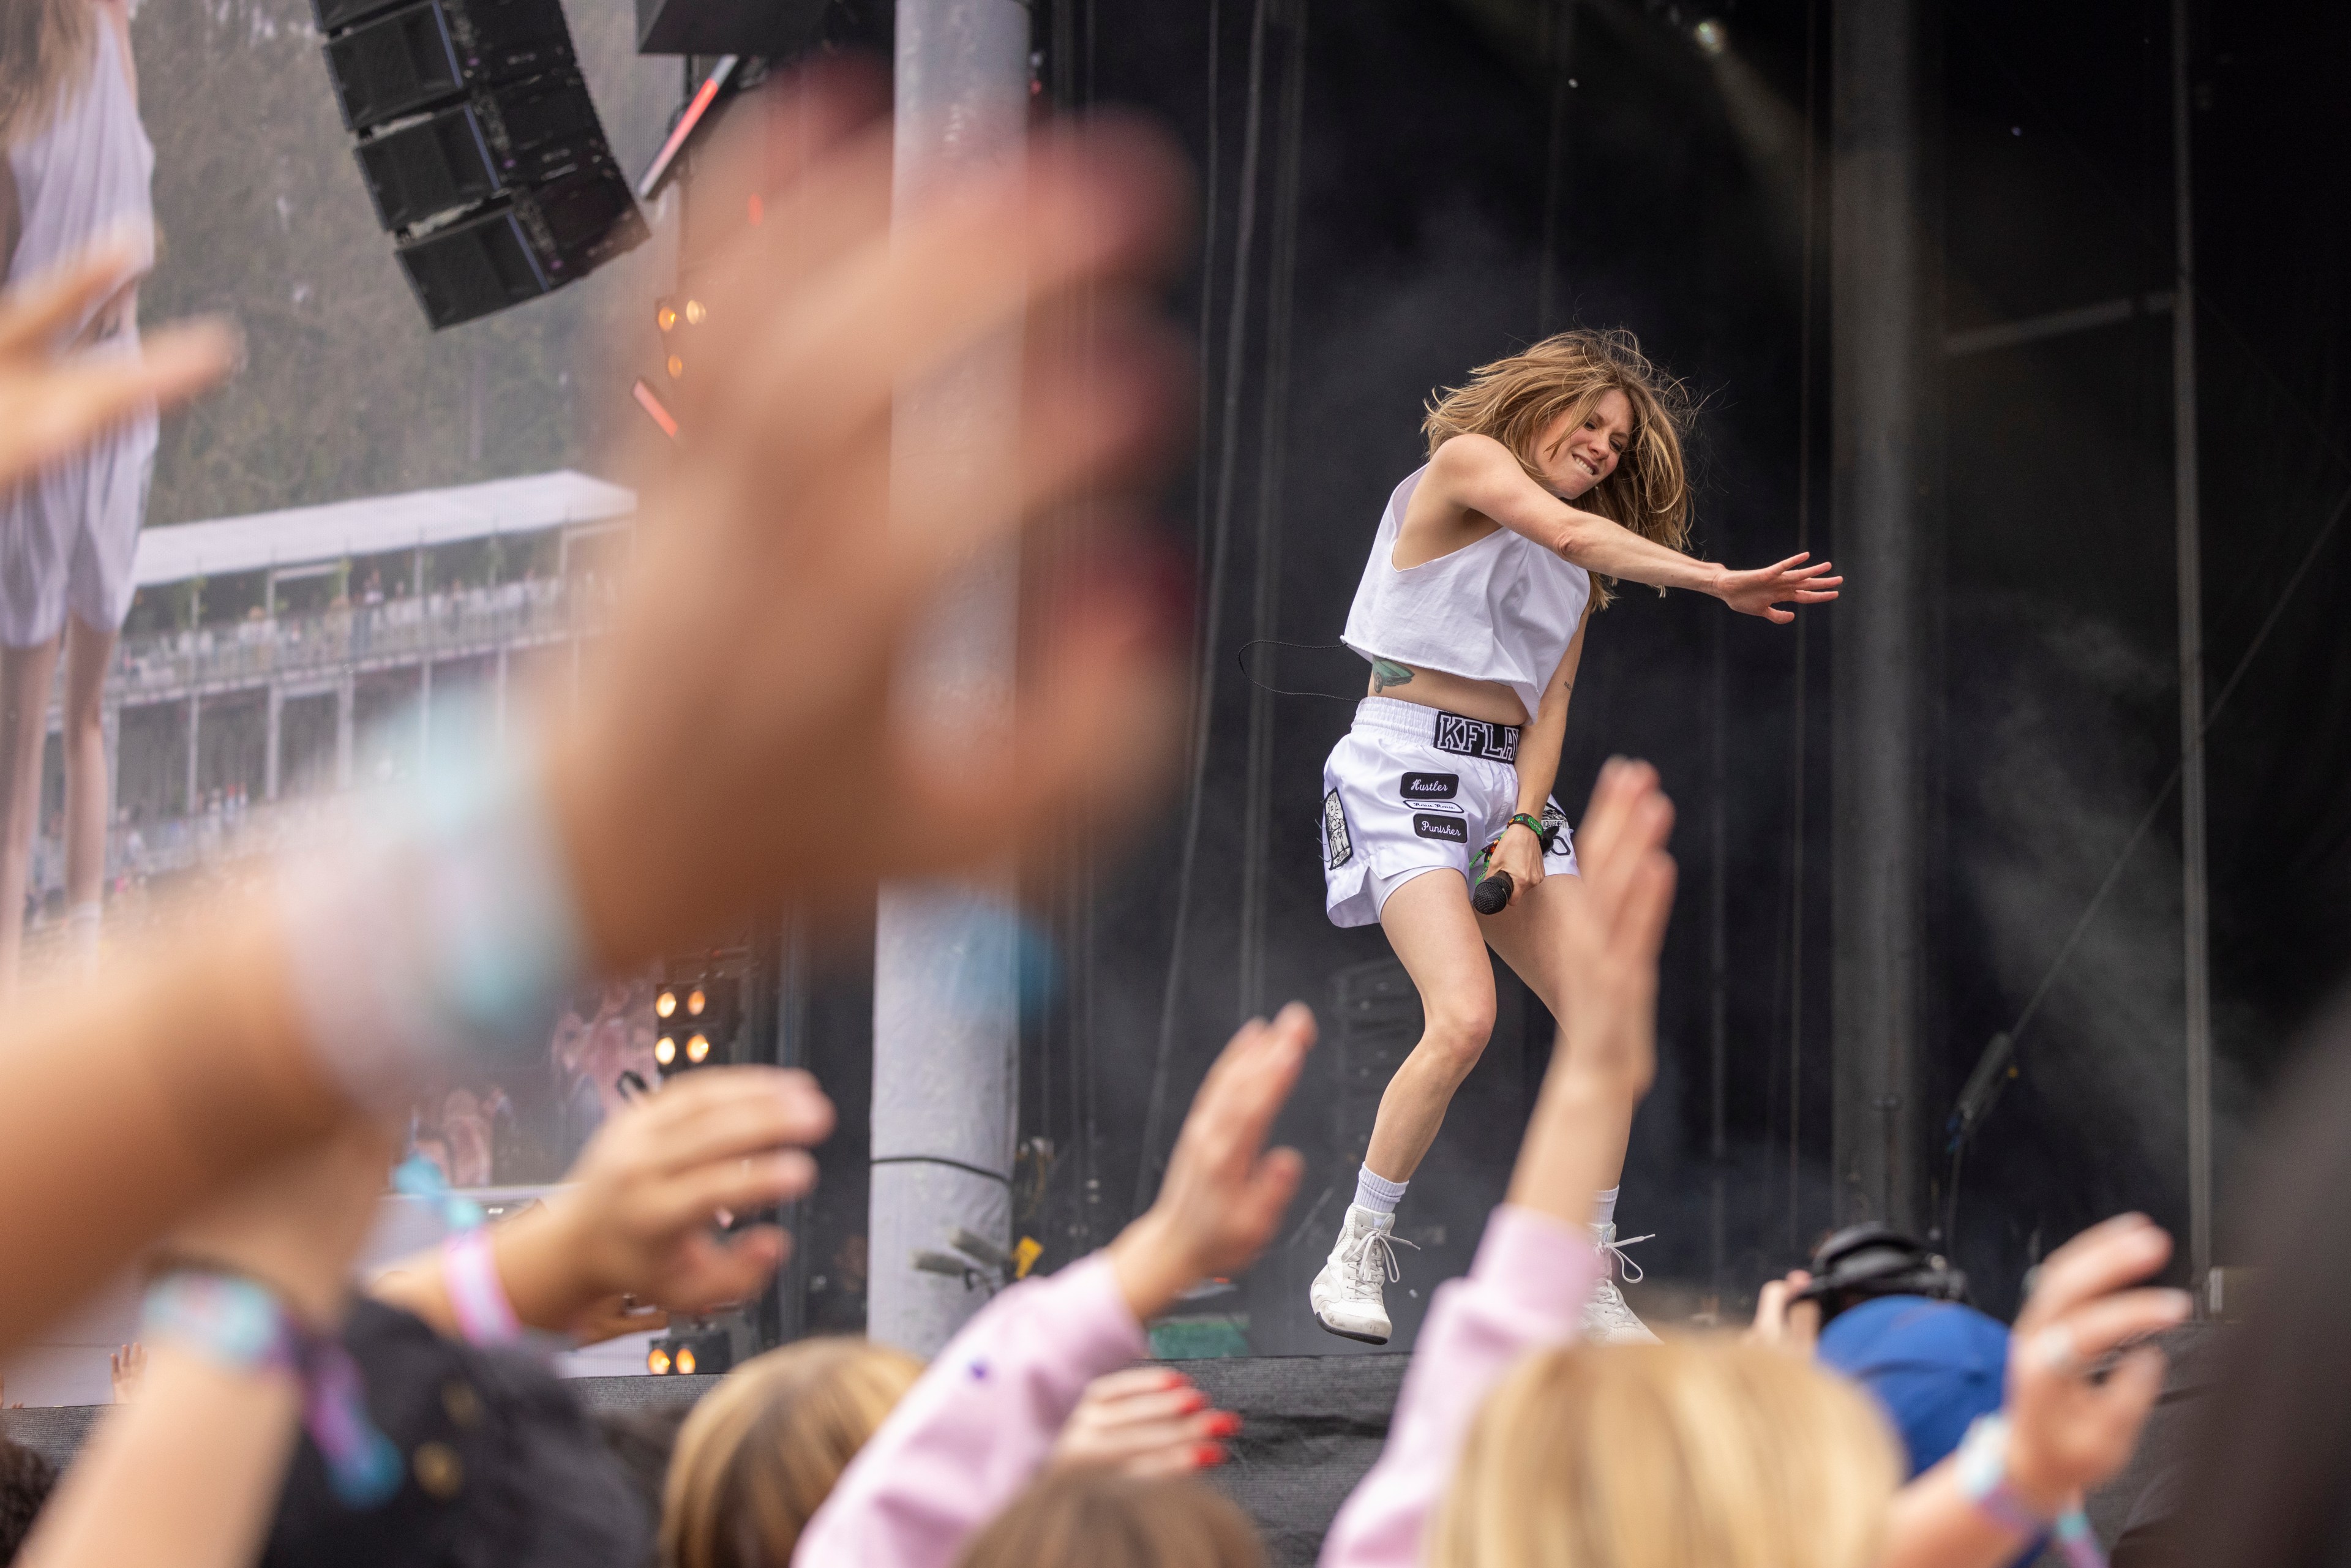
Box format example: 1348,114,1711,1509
141,1270,405,1509
1954,1414,2107,1568
441,1226,523,1348
141,1270,298,1376
279,707,590,1112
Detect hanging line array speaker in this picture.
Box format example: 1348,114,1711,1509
315,0,647,328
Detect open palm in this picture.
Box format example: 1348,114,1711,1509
1719,552,1842,623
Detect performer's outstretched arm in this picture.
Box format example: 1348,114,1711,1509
1426,433,1842,622
1485,604,1591,903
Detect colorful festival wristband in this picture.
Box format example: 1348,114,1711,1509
279,706,590,1112
142,1270,405,1509
1954,1414,2107,1568
141,1270,298,1376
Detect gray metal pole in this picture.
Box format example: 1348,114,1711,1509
2170,0,2213,1287
1829,0,1931,1233
868,0,1030,1358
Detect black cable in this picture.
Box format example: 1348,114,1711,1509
1235,639,1357,702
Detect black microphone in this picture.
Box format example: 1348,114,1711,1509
1471,870,1513,915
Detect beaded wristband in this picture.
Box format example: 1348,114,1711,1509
279,708,590,1112
1954,1414,2107,1568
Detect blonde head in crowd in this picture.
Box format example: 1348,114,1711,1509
1432,1337,1901,1568
1422,328,1695,603
956,1470,1267,1568
0,0,92,146
660,1337,923,1568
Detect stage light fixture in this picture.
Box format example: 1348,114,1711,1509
656,987,678,1019
1692,18,1727,54
656,301,678,332
648,1329,733,1377
684,299,706,326
654,961,741,1078
647,1345,672,1375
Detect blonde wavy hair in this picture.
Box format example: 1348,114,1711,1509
1431,1337,1901,1568
1422,329,1695,602
0,0,94,148
660,1337,923,1568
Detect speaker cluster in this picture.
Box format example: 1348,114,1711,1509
317,0,647,327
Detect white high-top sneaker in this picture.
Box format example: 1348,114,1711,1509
1582,1222,1660,1344
1310,1203,1413,1345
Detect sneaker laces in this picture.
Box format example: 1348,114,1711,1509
1344,1226,1419,1292
1602,1231,1654,1285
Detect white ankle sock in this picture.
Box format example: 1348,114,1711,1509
1354,1165,1408,1216
1592,1185,1620,1230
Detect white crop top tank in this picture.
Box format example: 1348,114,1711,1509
1341,465,1591,721
7,21,156,308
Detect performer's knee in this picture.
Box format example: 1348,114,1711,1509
1419,992,1498,1081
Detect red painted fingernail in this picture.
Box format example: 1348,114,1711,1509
1209,1411,1242,1438
1179,1390,1209,1414
1194,1443,1227,1468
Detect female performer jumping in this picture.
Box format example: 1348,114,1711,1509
1310,329,1837,1345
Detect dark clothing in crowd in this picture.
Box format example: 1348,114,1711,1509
0,1437,56,1563
260,1299,650,1568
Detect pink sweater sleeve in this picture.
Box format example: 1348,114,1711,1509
792,1250,1149,1568
1318,1205,1600,1568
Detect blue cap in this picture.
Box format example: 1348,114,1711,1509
1816,1294,2010,1479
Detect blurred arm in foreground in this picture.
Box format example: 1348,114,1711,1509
0,68,1189,1353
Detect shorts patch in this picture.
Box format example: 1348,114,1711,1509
1322,790,1353,868
1412,812,1470,844
1400,771,1458,801
1431,713,1519,763
1540,797,1570,839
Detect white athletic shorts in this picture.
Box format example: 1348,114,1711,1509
1319,696,1578,929
0,334,158,648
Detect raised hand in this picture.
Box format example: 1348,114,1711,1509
500,1066,833,1325
1716,552,1842,623
1051,1367,1242,1477
1508,759,1677,1224
1744,1269,1821,1357
108,1343,146,1405
0,241,234,490
549,70,1191,966
2000,1213,2189,1515
1109,1003,1314,1321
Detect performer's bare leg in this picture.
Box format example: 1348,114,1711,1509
0,634,63,998
1360,869,1498,1184
61,617,117,972
1316,864,1654,1344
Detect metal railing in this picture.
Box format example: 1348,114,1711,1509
110,579,612,699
